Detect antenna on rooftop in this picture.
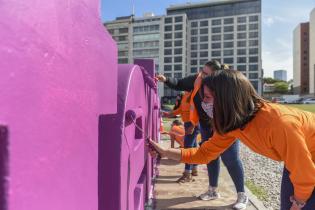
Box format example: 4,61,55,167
131,0,135,22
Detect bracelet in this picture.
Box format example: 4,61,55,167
290,196,306,208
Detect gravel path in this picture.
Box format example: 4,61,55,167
239,143,283,210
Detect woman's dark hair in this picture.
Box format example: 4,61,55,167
201,70,265,135
204,60,226,71
172,120,182,126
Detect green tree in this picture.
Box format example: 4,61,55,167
274,82,289,94
263,77,279,84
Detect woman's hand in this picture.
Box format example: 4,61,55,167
148,139,166,158
155,74,166,82
290,196,306,210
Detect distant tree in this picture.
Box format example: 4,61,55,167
263,77,279,84
274,82,289,94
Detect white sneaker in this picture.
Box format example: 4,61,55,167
233,192,248,210
198,187,221,201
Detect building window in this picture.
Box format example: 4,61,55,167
224,49,234,56
249,40,258,47
237,16,246,23
164,41,172,47
200,59,208,65
165,17,172,24
224,18,234,24
174,48,182,55
212,50,221,57
191,45,198,51
212,27,221,33
175,32,183,39
191,52,197,58
212,35,221,41
237,49,246,55
191,29,198,35
174,40,182,47
249,64,258,71
200,28,208,34
164,33,172,39
224,26,234,32
249,24,258,30
249,15,259,22
191,22,198,27
249,73,258,79
191,37,198,42
249,31,259,38
200,36,209,42
237,25,246,31
212,43,221,49
200,43,208,50
175,24,183,31
174,65,182,71
212,19,222,25
237,65,246,71
237,57,247,63
119,28,128,33
174,73,182,78
175,16,183,22
237,33,247,39
174,57,182,63
191,60,198,65
249,56,258,63
200,51,208,57
164,65,172,71
164,57,172,63
224,34,234,40
237,41,247,47
191,67,198,73
200,20,208,27
118,36,127,41
165,25,172,31
164,49,172,55
224,42,234,48
118,51,128,57
118,58,128,63
251,81,258,91
224,57,234,64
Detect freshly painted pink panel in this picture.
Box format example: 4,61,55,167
0,0,117,209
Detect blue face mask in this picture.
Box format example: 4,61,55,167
201,101,214,118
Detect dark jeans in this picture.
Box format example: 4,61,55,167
281,168,315,209
184,122,199,171
199,124,245,193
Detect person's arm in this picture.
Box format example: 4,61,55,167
271,115,315,203
181,132,236,164
171,107,181,116
165,75,196,91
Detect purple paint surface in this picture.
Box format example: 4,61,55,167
0,0,117,209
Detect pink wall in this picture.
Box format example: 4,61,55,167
0,0,117,209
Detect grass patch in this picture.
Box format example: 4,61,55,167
286,104,315,113
245,180,268,201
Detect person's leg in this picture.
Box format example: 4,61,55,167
220,140,245,193
221,140,248,209
199,124,220,200
281,168,315,210
177,122,198,183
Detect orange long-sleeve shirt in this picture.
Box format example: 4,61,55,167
172,92,191,122
181,102,315,201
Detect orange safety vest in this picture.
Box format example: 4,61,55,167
169,125,185,147
189,73,203,126
172,91,191,122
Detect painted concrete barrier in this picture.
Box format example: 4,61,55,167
0,0,160,209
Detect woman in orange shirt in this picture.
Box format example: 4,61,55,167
164,91,199,182
150,70,315,210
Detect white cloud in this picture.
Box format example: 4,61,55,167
263,16,275,27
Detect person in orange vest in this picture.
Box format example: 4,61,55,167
149,70,315,210
163,91,199,183
156,60,248,209
162,119,185,148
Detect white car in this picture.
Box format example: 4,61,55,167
302,98,315,104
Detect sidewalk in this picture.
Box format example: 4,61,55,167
153,139,266,210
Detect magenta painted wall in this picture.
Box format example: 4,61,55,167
0,0,117,209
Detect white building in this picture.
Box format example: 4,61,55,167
274,70,287,81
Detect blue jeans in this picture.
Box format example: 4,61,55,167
199,124,245,192
184,122,199,171
281,168,315,209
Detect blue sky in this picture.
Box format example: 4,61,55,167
101,0,315,80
